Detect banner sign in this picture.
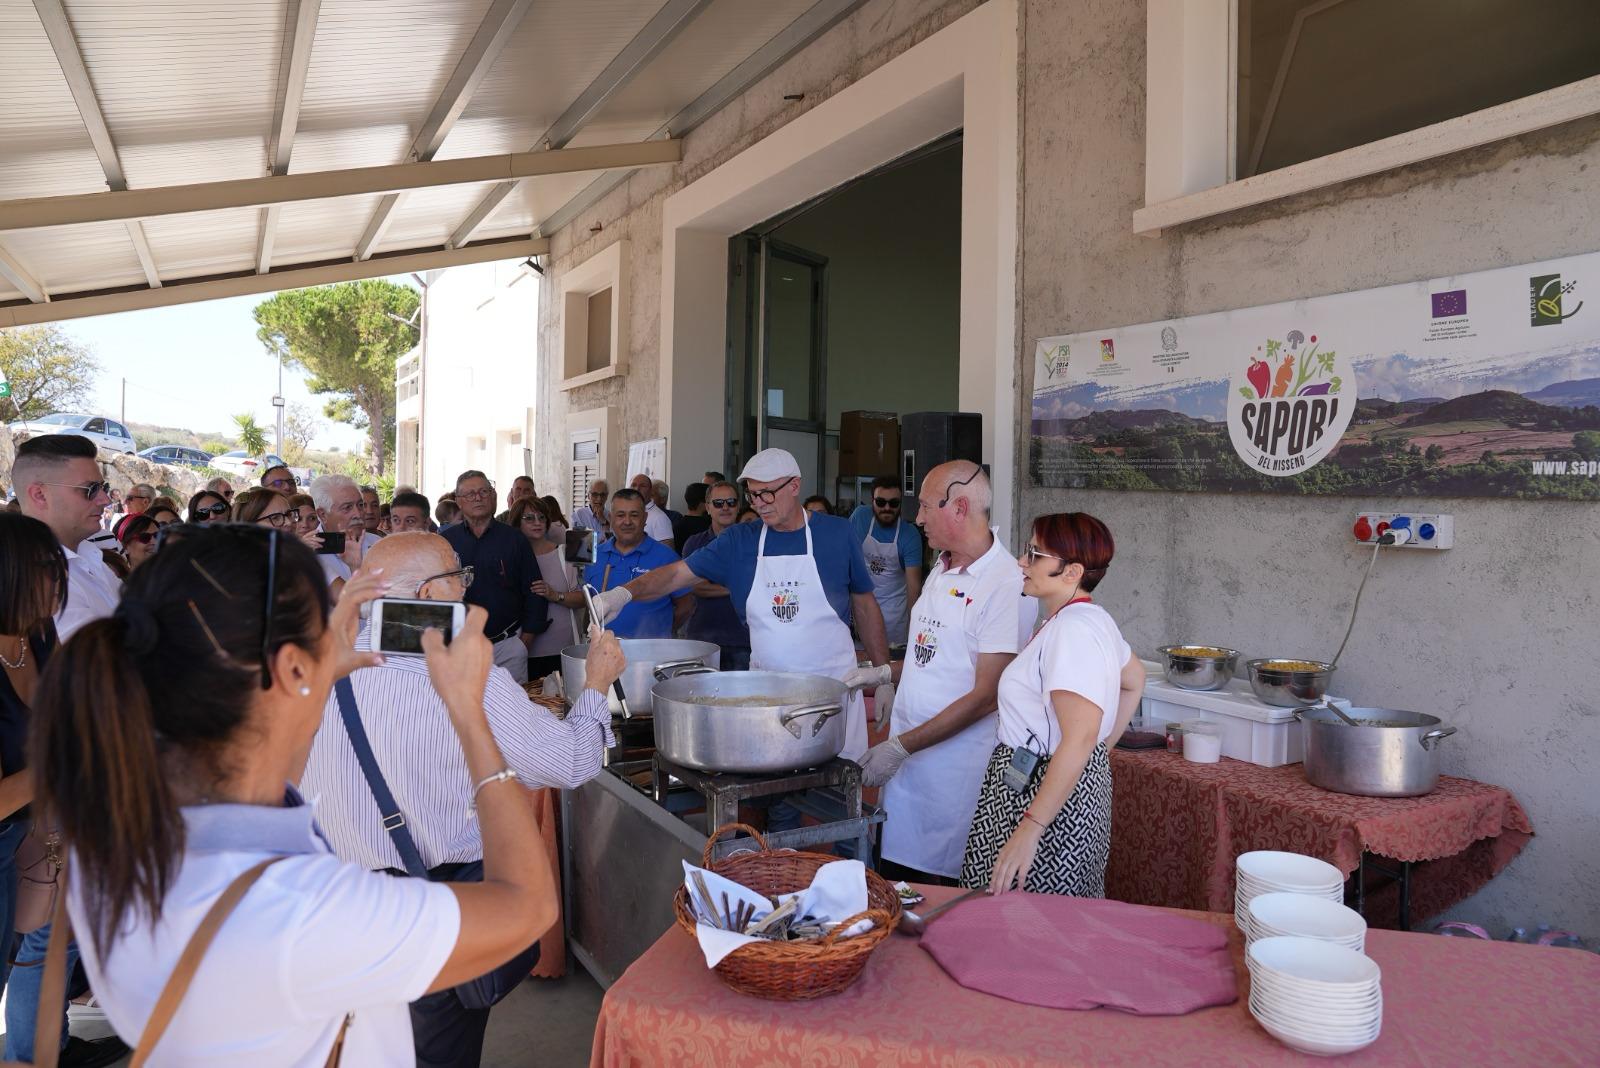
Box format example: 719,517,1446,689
1030,250,1600,499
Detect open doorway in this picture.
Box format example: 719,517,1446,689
726,136,962,510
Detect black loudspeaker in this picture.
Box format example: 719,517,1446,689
900,412,983,510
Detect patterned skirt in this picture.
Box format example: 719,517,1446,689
959,741,1113,897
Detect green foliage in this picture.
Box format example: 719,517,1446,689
375,472,396,503
233,413,268,456
201,439,233,456
0,325,100,418
252,280,419,477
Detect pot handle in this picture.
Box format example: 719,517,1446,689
1290,702,1327,721
653,659,717,682
1419,726,1457,750
780,703,841,739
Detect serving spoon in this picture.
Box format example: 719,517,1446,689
896,888,987,936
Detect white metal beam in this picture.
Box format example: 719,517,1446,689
353,0,534,261
32,0,163,289
258,0,323,274
0,244,49,305
534,0,869,240
0,139,683,232
448,0,715,249
0,237,548,329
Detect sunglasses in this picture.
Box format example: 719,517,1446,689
40,480,112,500
746,476,795,504
125,531,157,545
873,497,901,508
709,497,738,508
127,494,153,503
195,503,229,518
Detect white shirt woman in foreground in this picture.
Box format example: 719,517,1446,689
32,525,624,1065
959,512,1145,897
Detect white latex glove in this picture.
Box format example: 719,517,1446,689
843,663,892,691
857,736,910,787
872,682,895,728
588,586,632,625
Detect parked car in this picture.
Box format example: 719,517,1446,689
207,451,289,478
7,413,136,454
138,444,214,469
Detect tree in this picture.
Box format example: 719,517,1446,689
233,413,268,456
0,325,100,419
252,280,418,476
281,403,322,466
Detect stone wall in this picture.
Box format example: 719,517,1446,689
0,426,225,509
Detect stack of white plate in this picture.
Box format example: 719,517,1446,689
1234,851,1344,929
1243,892,1367,952
1248,936,1382,1056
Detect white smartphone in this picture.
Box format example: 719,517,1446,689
370,598,466,656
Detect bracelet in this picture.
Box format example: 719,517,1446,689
1021,809,1050,831
469,768,517,810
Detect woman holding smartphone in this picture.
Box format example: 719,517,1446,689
518,497,579,679
32,526,619,1063
959,512,1145,897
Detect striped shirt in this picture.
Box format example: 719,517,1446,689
299,626,614,871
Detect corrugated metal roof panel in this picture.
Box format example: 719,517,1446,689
142,207,259,280
270,193,389,266
0,1,109,199
3,221,148,294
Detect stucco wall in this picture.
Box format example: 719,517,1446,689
1016,0,1600,933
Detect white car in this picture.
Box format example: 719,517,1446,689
7,413,136,454
208,451,289,478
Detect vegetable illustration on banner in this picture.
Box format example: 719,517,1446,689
1228,333,1353,476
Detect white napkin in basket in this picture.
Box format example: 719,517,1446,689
684,858,873,968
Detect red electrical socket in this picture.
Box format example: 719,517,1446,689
1352,517,1372,541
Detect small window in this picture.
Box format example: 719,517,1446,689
560,242,628,389
84,418,106,433
108,422,128,438
585,288,613,374
1238,0,1600,178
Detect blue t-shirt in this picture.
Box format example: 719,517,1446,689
583,535,687,639
848,506,923,569
684,513,874,625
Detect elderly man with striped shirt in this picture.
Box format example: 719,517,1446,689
299,531,615,1068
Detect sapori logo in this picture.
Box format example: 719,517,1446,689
1042,343,1070,379
912,630,937,667
771,591,799,622
1530,274,1582,326
1226,333,1354,477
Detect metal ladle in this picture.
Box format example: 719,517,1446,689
896,888,987,936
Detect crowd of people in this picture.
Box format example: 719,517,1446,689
0,431,1143,1065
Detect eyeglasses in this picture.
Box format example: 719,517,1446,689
519,514,545,524
589,489,607,499
457,488,494,502
259,509,301,528
40,480,112,500
1022,545,1064,563
263,477,295,492
873,497,901,509
126,493,153,503
746,476,795,504
708,497,738,508
419,565,474,592
194,503,229,519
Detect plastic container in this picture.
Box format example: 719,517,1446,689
1183,721,1222,763
1143,676,1352,768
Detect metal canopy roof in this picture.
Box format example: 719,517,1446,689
0,0,863,326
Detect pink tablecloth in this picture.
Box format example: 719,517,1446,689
590,885,1599,1067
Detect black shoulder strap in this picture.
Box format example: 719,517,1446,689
333,678,427,878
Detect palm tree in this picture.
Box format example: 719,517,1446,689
233,413,269,456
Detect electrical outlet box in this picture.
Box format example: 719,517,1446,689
1351,512,1453,550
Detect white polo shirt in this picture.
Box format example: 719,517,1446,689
70,795,459,1066
995,601,1132,753
55,539,123,640
643,501,674,544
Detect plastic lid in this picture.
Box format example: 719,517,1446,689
1184,720,1221,737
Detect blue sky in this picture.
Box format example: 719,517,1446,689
63,278,418,452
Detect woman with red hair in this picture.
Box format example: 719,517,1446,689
960,512,1145,896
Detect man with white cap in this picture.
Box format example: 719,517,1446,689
589,447,890,763
842,462,1037,885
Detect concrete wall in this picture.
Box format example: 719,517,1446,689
1016,0,1600,934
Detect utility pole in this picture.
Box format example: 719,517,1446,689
120,377,126,425
272,350,285,457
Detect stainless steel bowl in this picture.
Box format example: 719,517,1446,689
1247,658,1334,707
1157,645,1240,691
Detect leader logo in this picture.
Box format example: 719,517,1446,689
1531,274,1583,326
770,591,799,622
912,630,938,667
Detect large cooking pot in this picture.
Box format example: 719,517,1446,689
1296,705,1457,797
561,639,721,717
651,670,847,774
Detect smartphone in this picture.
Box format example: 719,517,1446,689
370,598,466,655
565,527,597,566
316,530,347,555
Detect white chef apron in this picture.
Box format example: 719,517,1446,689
881,573,998,877
861,520,909,647
745,518,869,761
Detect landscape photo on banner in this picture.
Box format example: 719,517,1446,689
1030,250,1599,500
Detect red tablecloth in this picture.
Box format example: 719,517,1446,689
589,885,1598,1066
1106,749,1533,927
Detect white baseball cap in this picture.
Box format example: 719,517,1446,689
738,448,802,483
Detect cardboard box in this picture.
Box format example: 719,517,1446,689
838,411,900,476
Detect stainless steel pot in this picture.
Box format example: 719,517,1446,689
651,670,847,774
561,639,721,717
1296,705,1457,797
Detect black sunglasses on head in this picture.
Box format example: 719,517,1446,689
873,497,901,508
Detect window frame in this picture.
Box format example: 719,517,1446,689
1138,0,1600,235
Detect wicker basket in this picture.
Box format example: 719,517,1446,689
673,822,900,1000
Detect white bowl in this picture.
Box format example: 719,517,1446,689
1247,893,1366,945
1250,1004,1381,1042
1253,1007,1381,1055
1237,851,1344,891
1249,936,1382,987
1249,981,1382,1019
